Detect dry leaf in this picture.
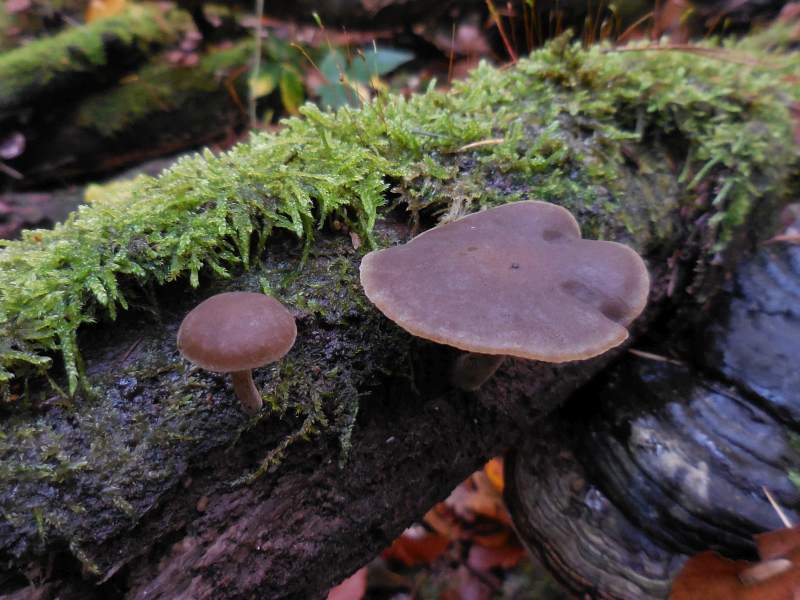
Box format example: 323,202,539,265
85,0,127,22
327,566,367,600
670,526,800,599
382,524,449,567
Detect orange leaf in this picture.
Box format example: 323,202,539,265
757,525,800,561
382,525,450,567
85,0,127,22
670,526,800,599
484,456,505,493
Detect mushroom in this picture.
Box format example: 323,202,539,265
177,291,297,414
359,201,650,390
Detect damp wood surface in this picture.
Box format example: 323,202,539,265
506,244,800,599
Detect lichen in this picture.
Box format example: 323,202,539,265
0,29,798,400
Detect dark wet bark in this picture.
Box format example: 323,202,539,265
0,207,776,600
506,243,800,599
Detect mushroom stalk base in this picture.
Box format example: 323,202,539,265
450,353,506,391
230,370,263,415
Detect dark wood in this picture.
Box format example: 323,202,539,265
506,244,800,599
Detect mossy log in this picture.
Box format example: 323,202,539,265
2,27,307,187
0,5,190,127
3,42,254,187
0,29,798,599
0,0,90,52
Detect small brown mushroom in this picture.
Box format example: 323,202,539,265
177,291,296,414
360,201,649,390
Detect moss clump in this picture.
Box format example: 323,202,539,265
0,4,190,111
0,31,798,397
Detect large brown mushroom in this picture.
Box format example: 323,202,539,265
177,291,297,415
360,201,650,390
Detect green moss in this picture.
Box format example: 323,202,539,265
76,41,254,137
0,4,189,110
0,31,798,399
75,36,309,138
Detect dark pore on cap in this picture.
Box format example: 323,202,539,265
177,291,296,373
360,201,650,362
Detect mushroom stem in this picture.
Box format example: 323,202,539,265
450,353,506,391
230,370,263,415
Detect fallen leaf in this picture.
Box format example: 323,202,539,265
670,525,800,599
5,0,31,14
382,524,449,567
484,457,504,493
468,542,525,571
85,0,127,22
327,566,367,600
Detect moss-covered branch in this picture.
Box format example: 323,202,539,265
0,29,798,398
0,4,190,116
0,27,798,595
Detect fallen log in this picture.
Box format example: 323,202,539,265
4,41,256,187
0,5,190,121
0,28,798,599
506,242,800,599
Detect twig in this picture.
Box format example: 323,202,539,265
116,337,143,366
628,348,684,366
763,486,794,528
249,0,265,128
455,138,505,152
0,161,23,180
486,0,518,63
763,233,800,245
617,12,654,43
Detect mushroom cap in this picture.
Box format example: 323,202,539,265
360,201,649,362
177,291,296,373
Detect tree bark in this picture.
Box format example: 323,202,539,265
506,242,800,599
0,206,772,599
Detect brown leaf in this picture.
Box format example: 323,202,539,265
381,525,449,567
327,566,367,600
5,0,31,14
670,526,800,599
468,542,525,571
757,526,800,561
